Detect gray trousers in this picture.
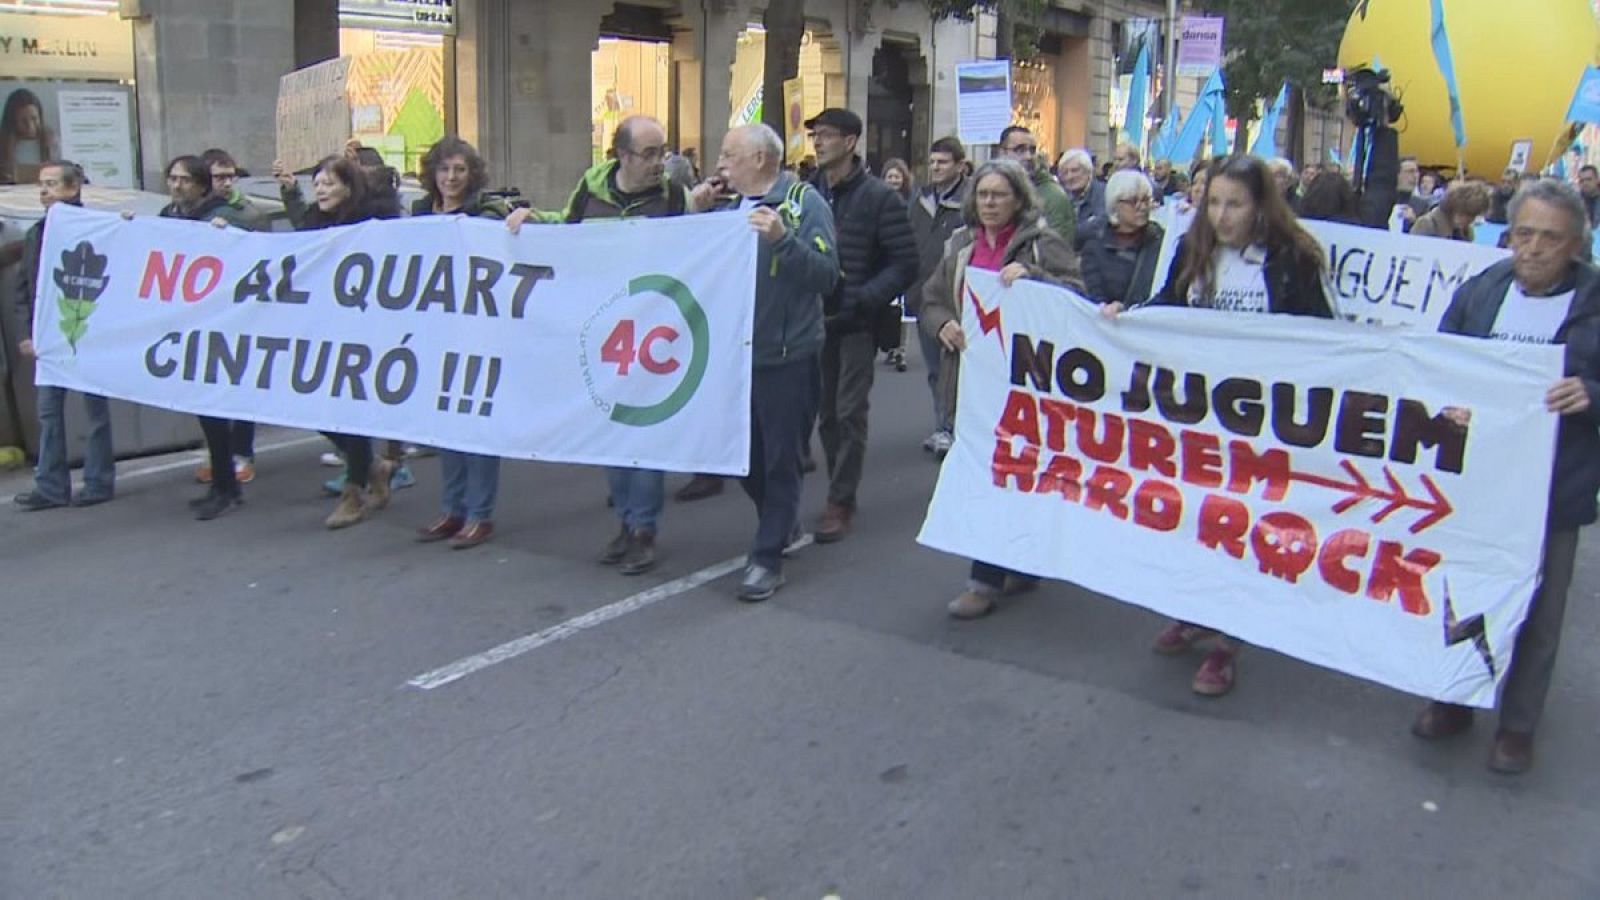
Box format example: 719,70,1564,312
1500,528,1580,734
818,330,876,508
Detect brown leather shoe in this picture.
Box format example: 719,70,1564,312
814,503,854,544
450,520,494,549
1411,702,1475,740
1488,729,1534,775
674,475,724,502
417,515,464,543
947,589,996,620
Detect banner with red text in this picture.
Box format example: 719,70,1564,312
32,204,756,474
919,269,1561,705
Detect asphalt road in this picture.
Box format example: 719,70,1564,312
3,355,1598,899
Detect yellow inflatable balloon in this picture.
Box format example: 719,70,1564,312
1338,0,1597,175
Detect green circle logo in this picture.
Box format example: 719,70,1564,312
579,273,710,427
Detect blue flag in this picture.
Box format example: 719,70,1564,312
1169,71,1225,163
1250,82,1289,159
1151,105,1181,161
1429,0,1466,148
1566,66,1600,126
1122,44,1151,147
1211,88,1229,157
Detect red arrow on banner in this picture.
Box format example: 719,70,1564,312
1288,459,1455,535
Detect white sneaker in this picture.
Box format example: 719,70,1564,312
931,431,954,459
319,451,343,467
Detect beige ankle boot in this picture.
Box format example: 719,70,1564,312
325,484,368,529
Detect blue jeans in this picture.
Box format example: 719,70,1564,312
608,466,664,533
440,450,500,521
34,386,114,503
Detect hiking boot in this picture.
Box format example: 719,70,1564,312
675,474,724,502
325,484,368,529
598,525,630,564
1488,729,1534,775
947,589,997,620
1191,648,1237,697
814,503,853,543
450,520,494,549
366,459,395,510
1411,702,1475,740
619,531,657,575
417,515,465,543
737,564,784,602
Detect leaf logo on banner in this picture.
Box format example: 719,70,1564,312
52,241,109,353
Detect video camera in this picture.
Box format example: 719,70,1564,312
1344,66,1403,129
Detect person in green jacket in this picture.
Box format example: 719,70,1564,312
997,125,1075,248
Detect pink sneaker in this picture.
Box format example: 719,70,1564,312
1151,621,1217,655
1191,648,1236,696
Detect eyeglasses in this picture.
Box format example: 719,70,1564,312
975,189,1015,202
626,146,666,162
1116,196,1153,208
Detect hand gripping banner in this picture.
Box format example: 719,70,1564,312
32,205,758,474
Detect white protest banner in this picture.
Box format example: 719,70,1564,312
33,205,757,475
956,60,1013,146
276,57,353,172
920,270,1560,706
1149,208,1509,329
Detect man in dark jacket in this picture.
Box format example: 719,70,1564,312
1411,178,1600,775
12,160,116,511
692,123,839,601
804,108,918,542
907,135,968,455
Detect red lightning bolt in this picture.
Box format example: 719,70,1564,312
968,285,1006,353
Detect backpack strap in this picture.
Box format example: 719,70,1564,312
564,180,590,224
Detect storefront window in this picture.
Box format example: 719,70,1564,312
339,27,449,176
590,38,672,165
729,27,833,165
0,7,136,187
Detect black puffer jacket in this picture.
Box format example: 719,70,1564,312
1439,259,1600,529
811,158,919,343
907,175,967,315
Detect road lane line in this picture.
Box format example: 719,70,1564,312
406,535,815,691
113,435,326,481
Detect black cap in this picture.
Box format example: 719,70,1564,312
803,108,863,137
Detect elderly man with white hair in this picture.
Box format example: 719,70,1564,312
1056,148,1105,247
689,124,840,602
1412,178,1600,775
1078,169,1167,306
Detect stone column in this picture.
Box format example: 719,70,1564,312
128,0,297,186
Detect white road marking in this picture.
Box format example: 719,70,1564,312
114,435,326,481
406,534,815,691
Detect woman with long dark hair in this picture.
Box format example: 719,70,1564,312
410,137,510,549
0,89,58,184
1105,154,1336,696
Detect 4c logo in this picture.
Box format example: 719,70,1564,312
580,273,709,426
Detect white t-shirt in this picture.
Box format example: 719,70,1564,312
1193,245,1270,313
1490,283,1574,345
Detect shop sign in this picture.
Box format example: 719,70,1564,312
339,0,456,36
0,11,134,81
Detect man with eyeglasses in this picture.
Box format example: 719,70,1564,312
802,107,918,544
1411,178,1600,775
999,126,1074,247
202,148,266,231
549,115,690,575
12,159,117,511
